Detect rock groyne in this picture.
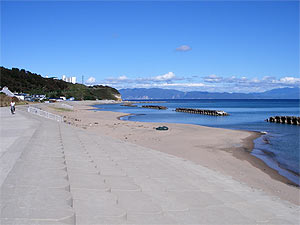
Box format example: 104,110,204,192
121,103,138,107
175,108,229,116
142,105,168,110
266,116,300,125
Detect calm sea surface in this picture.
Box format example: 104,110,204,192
94,99,300,185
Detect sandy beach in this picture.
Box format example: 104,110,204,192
2,103,299,224
42,101,299,205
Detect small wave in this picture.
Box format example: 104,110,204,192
262,136,271,144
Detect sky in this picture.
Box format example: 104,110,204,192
1,1,299,93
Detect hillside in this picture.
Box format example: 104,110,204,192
119,87,300,100
0,67,120,100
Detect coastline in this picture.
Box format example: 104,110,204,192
41,101,299,205
119,113,300,187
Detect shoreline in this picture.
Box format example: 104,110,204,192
41,101,299,205
119,112,300,187
228,132,299,187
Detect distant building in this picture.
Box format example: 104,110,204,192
25,96,33,101
0,87,15,97
67,97,75,101
33,94,46,101
14,93,26,101
62,75,76,84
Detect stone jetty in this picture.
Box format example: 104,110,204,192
142,105,168,110
266,116,300,125
176,108,229,116
121,103,138,107
124,101,167,104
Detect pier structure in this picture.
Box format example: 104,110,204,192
142,105,168,110
175,108,229,116
266,116,300,125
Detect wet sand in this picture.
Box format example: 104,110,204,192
42,101,300,205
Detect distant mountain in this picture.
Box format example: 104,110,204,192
118,88,183,99
119,87,300,100
258,88,300,99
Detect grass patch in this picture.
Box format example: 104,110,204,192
49,106,73,112
0,93,29,107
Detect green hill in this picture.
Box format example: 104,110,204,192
0,67,120,100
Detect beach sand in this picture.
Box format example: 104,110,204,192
42,101,299,205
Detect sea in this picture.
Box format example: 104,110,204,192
93,99,300,185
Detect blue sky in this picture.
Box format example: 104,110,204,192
1,1,299,92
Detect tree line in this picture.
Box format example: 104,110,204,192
0,67,120,100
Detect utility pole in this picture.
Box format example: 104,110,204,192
82,75,84,84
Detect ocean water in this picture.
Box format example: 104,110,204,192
94,99,300,185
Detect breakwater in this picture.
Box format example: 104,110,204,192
124,101,167,104
121,103,138,107
266,116,300,125
142,105,168,110
175,108,229,116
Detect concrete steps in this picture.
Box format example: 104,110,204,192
60,124,299,225
0,107,40,187
1,119,75,225
1,108,299,224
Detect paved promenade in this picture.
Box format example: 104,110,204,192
1,106,299,224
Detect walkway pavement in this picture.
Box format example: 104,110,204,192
1,106,299,224
0,107,40,187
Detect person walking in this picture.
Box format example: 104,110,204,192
10,100,15,114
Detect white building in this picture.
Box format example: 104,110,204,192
0,87,15,97
62,75,76,84
14,94,25,101
70,77,76,84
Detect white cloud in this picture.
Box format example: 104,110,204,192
101,72,299,93
201,74,300,92
106,75,130,83
159,83,206,87
153,72,176,81
251,78,260,83
86,76,96,84
176,45,192,52
118,75,128,80
203,74,222,83
105,72,178,84
278,77,300,84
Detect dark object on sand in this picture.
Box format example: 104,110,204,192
156,126,169,131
